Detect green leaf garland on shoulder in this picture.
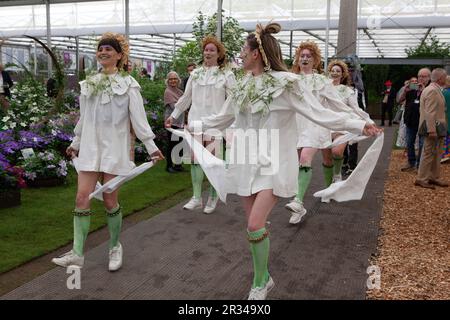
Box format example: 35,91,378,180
231,72,297,116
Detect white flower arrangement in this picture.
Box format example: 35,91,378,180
191,65,226,82
232,72,295,116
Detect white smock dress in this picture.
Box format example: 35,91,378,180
334,84,373,124
296,73,368,149
70,72,159,176
170,65,236,132
201,71,366,198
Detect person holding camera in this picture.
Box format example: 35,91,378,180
398,68,431,171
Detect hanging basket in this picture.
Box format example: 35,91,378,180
0,188,21,209
25,176,65,188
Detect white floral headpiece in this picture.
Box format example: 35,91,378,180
255,24,271,72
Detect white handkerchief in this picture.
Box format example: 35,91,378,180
168,128,228,202
72,157,155,201
314,132,384,202
88,162,155,200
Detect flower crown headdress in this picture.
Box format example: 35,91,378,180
255,23,271,71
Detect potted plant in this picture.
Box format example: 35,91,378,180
0,155,26,208
20,149,68,188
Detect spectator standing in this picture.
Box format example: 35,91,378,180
0,64,14,109
46,77,58,98
414,68,448,189
395,79,408,150
380,80,396,126
141,68,151,79
441,75,450,163
399,68,431,171
164,71,185,173
182,63,196,90
341,57,368,176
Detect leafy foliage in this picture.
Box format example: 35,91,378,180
192,11,245,60
172,11,245,76
25,36,66,113
406,35,450,58
0,78,52,132
172,41,202,78
130,70,168,153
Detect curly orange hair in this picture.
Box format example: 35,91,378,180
292,40,323,74
327,59,352,86
202,36,227,69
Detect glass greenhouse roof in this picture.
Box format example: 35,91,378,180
0,0,449,62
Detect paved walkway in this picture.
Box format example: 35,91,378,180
1,127,394,300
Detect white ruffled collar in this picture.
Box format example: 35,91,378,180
298,72,331,92
335,84,356,99
191,65,233,87
232,71,301,115
80,72,140,104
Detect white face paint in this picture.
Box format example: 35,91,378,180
330,65,343,80
300,49,313,66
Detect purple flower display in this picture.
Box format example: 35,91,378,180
0,130,21,155
0,156,26,190
19,130,51,149
0,153,10,170
21,150,68,181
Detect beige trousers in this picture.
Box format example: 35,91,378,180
416,136,444,182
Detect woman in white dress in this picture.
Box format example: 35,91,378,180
52,33,164,271
165,36,236,214
200,23,380,300
285,41,375,225
327,59,375,182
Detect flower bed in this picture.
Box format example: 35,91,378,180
20,150,68,187
0,154,26,208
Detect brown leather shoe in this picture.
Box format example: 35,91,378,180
400,164,415,172
429,180,449,187
414,180,436,189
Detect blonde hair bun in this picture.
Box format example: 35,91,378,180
264,23,282,34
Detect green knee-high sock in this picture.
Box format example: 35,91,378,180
248,228,270,288
323,163,334,187
106,206,122,249
296,166,313,202
73,208,91,257
208,143,223,199
208,184,217,199
191,164,204,199
333,156,344,176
